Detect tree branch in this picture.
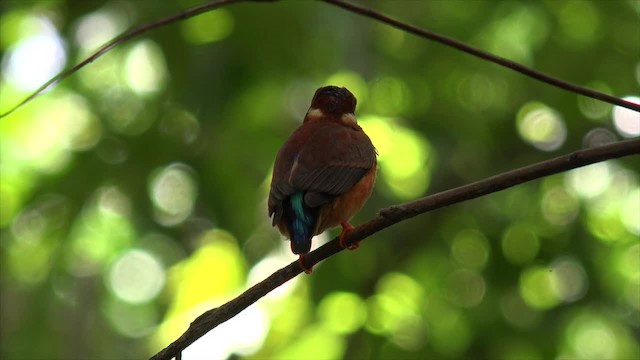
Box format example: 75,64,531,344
322,0,640,113
150,138,640,360
0,0,274,118
2,0,638,117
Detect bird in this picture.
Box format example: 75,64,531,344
268,86,377,273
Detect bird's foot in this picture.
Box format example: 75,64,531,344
338,222,359,250
298,255,313,274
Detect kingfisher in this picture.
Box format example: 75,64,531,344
268,86,377,273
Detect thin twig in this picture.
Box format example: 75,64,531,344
322,0,640,113
2,0,638,117
0,0,276,118
149,138,640,360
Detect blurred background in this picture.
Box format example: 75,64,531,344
1,0,639,359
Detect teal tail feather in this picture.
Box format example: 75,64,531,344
285,192,318,254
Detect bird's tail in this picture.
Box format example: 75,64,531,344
285,192,318,254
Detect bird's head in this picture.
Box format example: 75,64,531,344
307,86,357,120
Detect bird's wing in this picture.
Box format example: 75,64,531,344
268,122,376,224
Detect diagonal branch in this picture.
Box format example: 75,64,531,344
0,0,273,118
150,138,640,360
2,0,639,117
322,0,640,113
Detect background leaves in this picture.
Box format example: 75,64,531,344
0,1,638,359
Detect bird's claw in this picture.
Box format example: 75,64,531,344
338,222,359,250
298,255,313,274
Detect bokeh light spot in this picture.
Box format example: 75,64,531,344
557,0,602,47
501,224,539,265
516,102,566,151
424,298,471,356
325,71,368,108
519,265,560,309
149,163,198,226
109,249,166,304
446,269,486,308
125,40,167,95
481,3,549,65
577,82,612,120
566,313,618,359
159,109,201,145
68,187,134,276
180,9,234,45
369,77,411,115
104,299,158,338
2,15,66,91
451,229,490,269
612,96,640,137
360,116,433,199
274,326,344,360
541,185,579,225
616,243,640,284
367,272,424,335
376,272,425,312
318,292,367,334
620,188,640,235
74,8,126,53
499,289,540,329
582,128,617,148
550,257,588,303
565,162,611,199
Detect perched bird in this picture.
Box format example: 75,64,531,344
268,86,377,273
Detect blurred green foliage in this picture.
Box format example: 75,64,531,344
1,0,639,359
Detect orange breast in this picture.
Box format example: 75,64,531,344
315,162,377,235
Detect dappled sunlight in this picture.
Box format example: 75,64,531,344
450,229,490,269
159,108,201,145
326,71,368,109
423,297,471,357
180,9,234,45
73,5,128,53
1,1,638,359
183,303,268,359
577,82,612,120
6,195,67,285
620,188,640,235
565,162,612,199
149,163,198,226
125,40,168,95
104,299,159,339
562,310,639,359
67,186,135,277
556,0,602,47
582,127,617,148
0,91,101,174
516,102,566,151
519,265,560,310
369,77,411,115
612,96,640,137
550,257,588,303
501,224,539,265
499,288,541,329
273,325,346,359
478,3,549,65
360,115,433,199
153,229,263,358
456,72,507,112
318,292,367,335
366,272,428,351
541,185,579,226
108,249,166,304
582,166,639,244
446,269,486,308
1,14,66,91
